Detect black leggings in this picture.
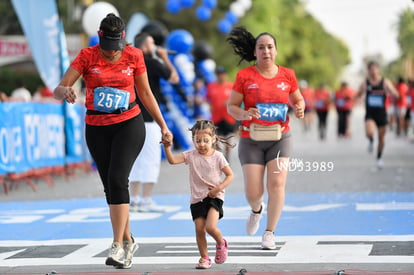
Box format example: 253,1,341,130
337,110,350,136
317,110,328,139
86,115,146,204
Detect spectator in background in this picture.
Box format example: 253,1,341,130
33,86,55,102
395,76,408,136
193,78,210,120
128,32,179,213
299,80,314,132
0,92,8,102
335,81,354,138
206,66,237,160
10,80,31,102
313,83,331,140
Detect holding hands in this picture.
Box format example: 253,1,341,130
160,128,173,146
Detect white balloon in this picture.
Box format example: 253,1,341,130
230,2,245,18
82,2,119,36
237,0,252,10
174,54,195,84
202,58,216,72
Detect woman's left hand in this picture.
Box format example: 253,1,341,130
160,127,173,145
295,104,305,119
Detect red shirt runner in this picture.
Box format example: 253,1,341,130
71,45,146,126
206,81,236,125
233,65,298,138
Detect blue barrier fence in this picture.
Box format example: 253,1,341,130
0,102,89,176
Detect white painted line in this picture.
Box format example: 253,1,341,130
0,235,412,267
356,202,414,211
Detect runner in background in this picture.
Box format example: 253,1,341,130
335,82,354,139
313,83,331,140
395,76,408,137
385,90,396,131
408,79,414,139
300,80,314,132
355,61,399,169
206,66,237,160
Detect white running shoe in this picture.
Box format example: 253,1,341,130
105,242,124,267
129,201,139,212
376,159,384,170
138,198,166,212
261,231,277,250
246,203,264,235
119,237,138,269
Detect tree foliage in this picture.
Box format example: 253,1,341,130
1,0,350,87
397,8,414,59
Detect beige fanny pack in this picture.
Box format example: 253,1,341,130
244,123,285,141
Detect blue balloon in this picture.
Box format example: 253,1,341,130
88,34,99,46
166,29,194,54
225,10,238,24
166,0,181,14
202,0,217,9
196,6,211,21
217,18,232,34
180,0,195,8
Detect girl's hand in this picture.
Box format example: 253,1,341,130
160,127,173,145
244,107,260,120
208,186,221,198
294,104,304,119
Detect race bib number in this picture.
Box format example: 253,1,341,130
336,98,345,107
93,87,130,113
256,102,288,122
316,99,326,109
367,94,384,108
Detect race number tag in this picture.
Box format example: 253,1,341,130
367,94,384,108
316,99,326,109
93,87,130,113
256,102,288,122
336,98,345,107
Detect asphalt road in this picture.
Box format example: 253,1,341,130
1,105,413,274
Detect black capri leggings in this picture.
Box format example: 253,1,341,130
86,114,146,204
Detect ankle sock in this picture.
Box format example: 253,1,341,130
252,204,263,214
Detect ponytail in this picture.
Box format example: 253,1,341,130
226,26,256,64
227,27,278,65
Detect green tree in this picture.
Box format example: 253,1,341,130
395,8,414,80
2,0,350,88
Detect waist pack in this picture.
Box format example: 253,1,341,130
246,123,285,141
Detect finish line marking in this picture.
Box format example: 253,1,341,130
0,235,413,267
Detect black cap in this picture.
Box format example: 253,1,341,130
99,29,126,51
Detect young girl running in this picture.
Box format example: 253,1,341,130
163,120,234,269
